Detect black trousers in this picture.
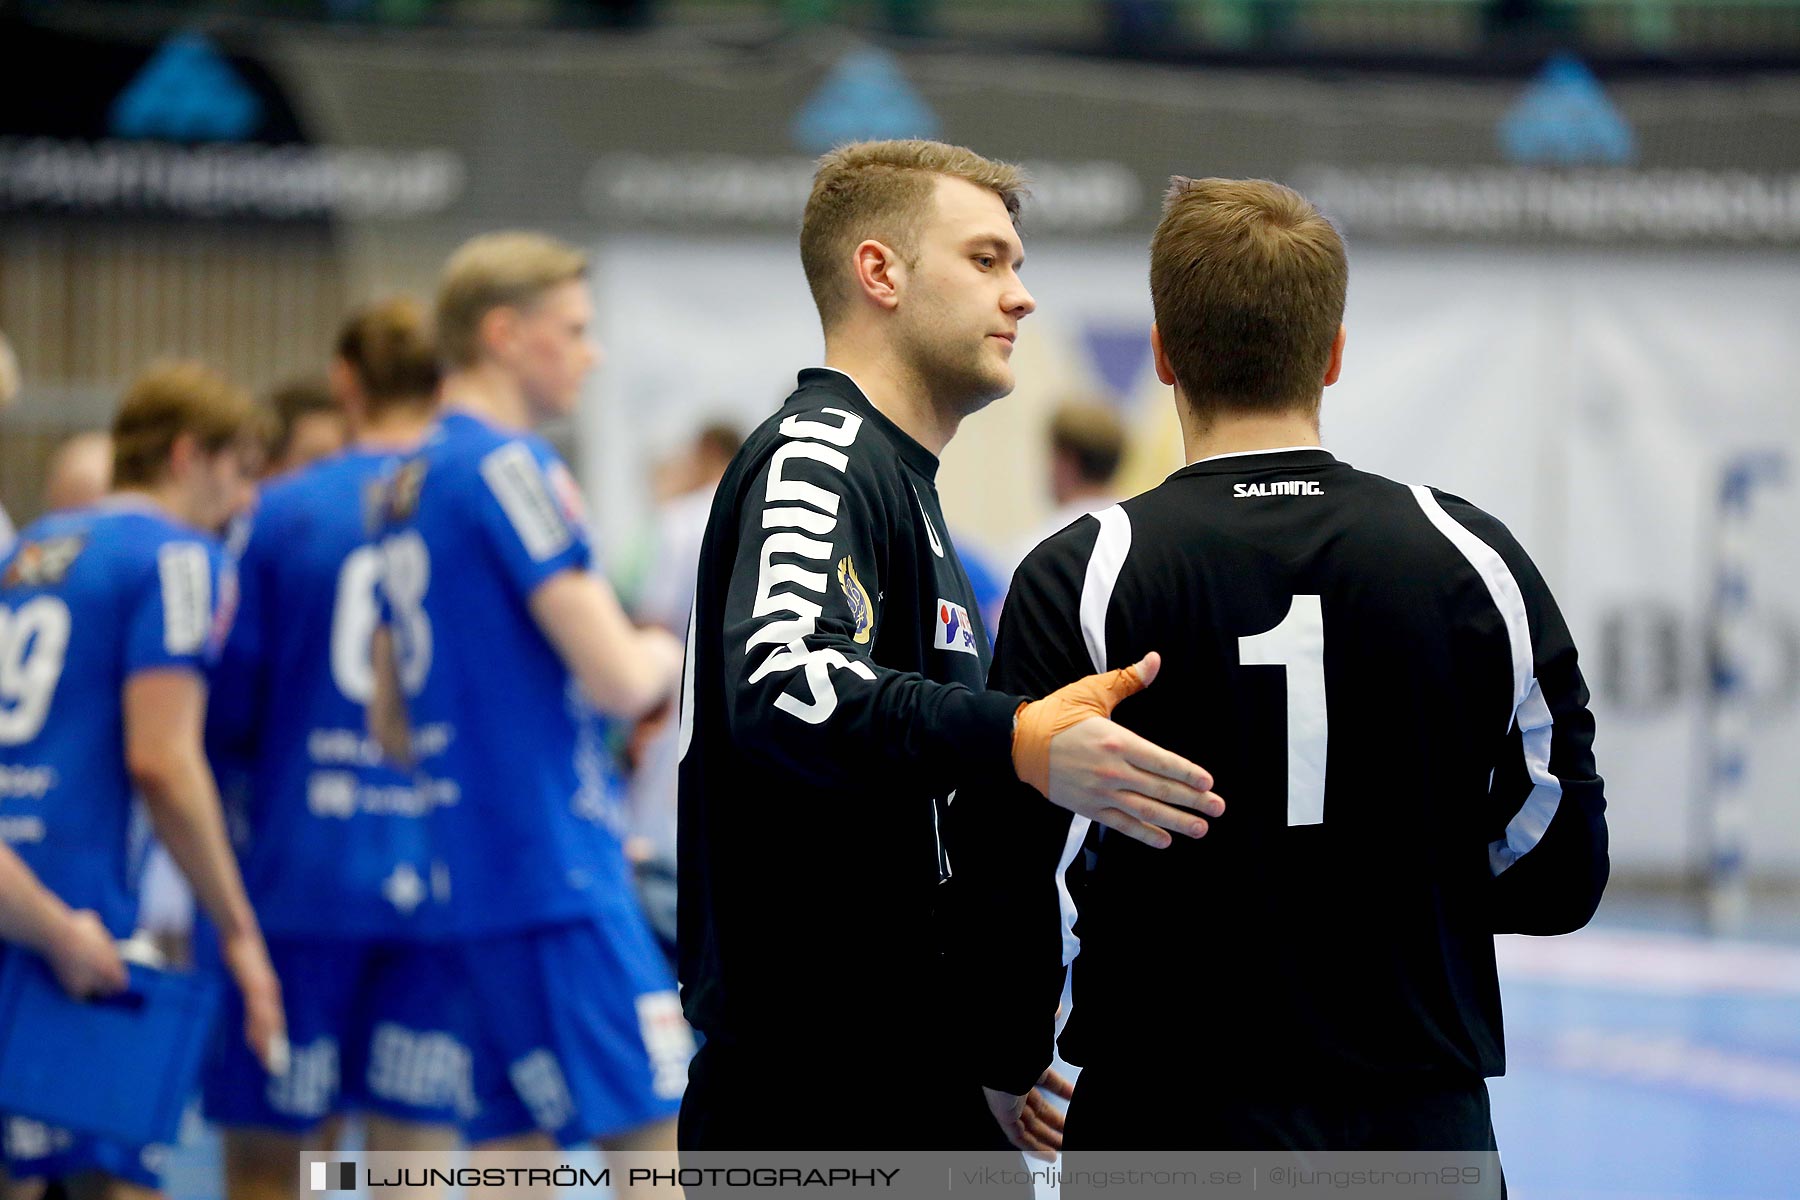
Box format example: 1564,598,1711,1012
678,1036,1018,1151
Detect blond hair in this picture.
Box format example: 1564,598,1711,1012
800,140,1027,330
435,232,587,369
1150,177,1347,418
111,360,253,487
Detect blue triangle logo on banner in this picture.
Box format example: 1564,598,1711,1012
1498,52,1635,166
1081,325,1152,401
109,33,263,142
791,49,940,155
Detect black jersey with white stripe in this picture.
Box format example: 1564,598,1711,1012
957,447,1608,1095
676,368,1022,1050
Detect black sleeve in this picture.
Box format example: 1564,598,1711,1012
1448,497,1611,936
721,441,1021,797
952,523,1097,1095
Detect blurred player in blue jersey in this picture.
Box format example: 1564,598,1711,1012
0,362,285,1200
368,234,688,1173
203,301,466,1200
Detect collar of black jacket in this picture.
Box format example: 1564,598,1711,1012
1170,446,1339,479
794,367,942,482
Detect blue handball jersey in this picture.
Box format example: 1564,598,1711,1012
0,500,229,939
378,411,632,939
207,450,436,940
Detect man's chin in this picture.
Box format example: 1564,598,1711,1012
923,354,1015,417
968,364,1017,410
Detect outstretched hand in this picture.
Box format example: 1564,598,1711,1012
1013,652,1224,847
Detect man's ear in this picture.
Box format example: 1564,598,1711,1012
167,430,200,480
328,358,362,420
852,240,905,312
1323,324,1347,387
476,305,520,363
1151,322,1178,386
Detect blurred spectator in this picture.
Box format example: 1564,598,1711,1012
628,420,742,963
41,432,112,513
1004,398,1128,578
634,422,743,632
263,376,347,477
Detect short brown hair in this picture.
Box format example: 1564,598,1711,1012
337,296,439,416
694,421,744,469
1049,401,1126,485
436,232,587,369
800,140,1027,330
264,376,338,462
111,360,253,487
1150,177,1347,418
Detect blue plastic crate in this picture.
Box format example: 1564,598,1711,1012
0,950,221,1146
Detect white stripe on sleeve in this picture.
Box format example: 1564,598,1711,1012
1056,505,1133,964
1080,506,1131,676
1409,484,1562,875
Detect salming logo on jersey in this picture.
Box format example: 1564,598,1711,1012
747,407,878,725
1234,481,1325,497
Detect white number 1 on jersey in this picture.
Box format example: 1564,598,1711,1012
1238,594,1327,827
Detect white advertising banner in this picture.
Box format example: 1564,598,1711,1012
589,235,1800,879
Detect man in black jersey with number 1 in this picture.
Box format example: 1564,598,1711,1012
960,179,1609,1164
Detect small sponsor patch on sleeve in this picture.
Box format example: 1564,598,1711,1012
480,443,572,562
157,542,212,655
933,597,978,656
